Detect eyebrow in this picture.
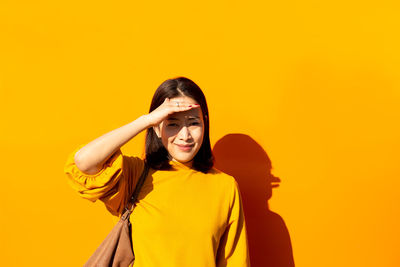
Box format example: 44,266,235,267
188,117,200,120
167,116,200,121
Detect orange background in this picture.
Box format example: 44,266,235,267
1,1,399,266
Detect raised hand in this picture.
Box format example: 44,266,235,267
146,98,200,127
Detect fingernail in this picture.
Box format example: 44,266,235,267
188,105,192,107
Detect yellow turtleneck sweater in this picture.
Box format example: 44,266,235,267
64,144,250,267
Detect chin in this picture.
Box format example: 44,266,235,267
170,149,197,163
174,156,194,163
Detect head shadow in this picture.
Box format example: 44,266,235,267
213,133,295,267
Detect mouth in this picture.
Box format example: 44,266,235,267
175,144,194,151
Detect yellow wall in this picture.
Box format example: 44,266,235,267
1,1,399,266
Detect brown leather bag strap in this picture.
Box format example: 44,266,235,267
121,161,150,219
130,160,150,205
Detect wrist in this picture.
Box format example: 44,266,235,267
138,114,152,128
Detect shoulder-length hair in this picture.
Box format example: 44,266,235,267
145,76,214,173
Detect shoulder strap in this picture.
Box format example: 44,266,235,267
129,161,150,205
121,161,150,219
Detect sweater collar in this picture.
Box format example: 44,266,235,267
169,159,193,170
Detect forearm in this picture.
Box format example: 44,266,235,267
74,114,150,174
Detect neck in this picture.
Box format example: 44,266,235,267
171,158,193,169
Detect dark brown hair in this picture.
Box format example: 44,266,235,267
145,76,214,173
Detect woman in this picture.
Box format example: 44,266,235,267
64,77,250,266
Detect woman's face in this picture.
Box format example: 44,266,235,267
154,96,205,167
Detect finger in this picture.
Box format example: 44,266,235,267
189,104,201,108
170,102,195,108
170,101,199,108
172,104,200,112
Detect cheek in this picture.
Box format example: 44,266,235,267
162,135,174,147
160,130,173,147
161,126,178,141
192,127,205,142
163,125,179,136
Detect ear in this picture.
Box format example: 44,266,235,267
153,125,161,138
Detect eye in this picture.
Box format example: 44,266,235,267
167,123,179,127
190,122,200,126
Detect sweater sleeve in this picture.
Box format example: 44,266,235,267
216,180,251,267
63,144,144,217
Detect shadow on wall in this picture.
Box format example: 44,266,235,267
213,134,295,267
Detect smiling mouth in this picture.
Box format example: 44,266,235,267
175,144,194,151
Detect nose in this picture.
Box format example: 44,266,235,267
178,125,192,140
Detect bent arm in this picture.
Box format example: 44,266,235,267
74,115,150,175
74,96,200,174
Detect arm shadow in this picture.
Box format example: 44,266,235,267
213,133,295,267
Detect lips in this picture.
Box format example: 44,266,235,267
175,144,194,151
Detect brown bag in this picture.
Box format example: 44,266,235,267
83,162,150,267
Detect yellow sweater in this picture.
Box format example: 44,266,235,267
64,144,250,267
